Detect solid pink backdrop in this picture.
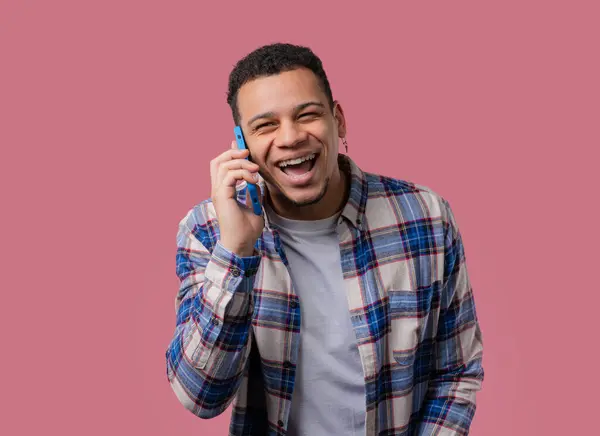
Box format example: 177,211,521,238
1,1,598,435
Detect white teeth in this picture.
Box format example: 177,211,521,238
278,153,316,168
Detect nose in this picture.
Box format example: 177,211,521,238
275,120,308,148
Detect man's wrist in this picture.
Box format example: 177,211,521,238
219,239,255,258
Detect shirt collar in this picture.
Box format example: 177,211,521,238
251,153,367,232
337,153,368,231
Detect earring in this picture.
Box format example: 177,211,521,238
342,137,348,153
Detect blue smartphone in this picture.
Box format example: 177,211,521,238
234,125,262,216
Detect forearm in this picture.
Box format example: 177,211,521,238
166,238,261,418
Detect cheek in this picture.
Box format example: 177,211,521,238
316,122,334,139
248,144,268,166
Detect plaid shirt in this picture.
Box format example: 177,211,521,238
166,155,484,435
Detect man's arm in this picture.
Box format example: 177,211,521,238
416,198,484,435
165,206,261,418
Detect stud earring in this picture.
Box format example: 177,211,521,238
342,137,348,153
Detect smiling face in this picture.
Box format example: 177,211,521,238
236,67,347,220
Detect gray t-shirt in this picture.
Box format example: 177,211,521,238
266,204,366,436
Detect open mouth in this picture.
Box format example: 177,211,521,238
277,153,318,181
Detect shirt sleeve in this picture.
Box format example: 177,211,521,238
165,206,261,418
416,197,485,435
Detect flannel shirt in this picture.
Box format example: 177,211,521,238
165,154,484,435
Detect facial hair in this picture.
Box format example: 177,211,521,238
270,176,330,209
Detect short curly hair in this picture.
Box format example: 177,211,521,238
226,42,335,125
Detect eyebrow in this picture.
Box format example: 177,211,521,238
247,101,326,127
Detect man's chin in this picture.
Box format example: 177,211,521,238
287,193,325,208
273,182,329,209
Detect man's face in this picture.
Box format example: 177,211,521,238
236,68,346,210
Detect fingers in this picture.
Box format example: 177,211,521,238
214,155,258,184
211,141,261,200
210,143,250,176
222,169,259,190
217,160,259,189
219,158,259,174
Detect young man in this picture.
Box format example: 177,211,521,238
165,43,484,436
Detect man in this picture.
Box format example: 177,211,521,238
165,42,484,436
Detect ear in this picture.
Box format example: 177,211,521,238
332,100,347,138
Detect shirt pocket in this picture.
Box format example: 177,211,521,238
388,345,418,395
386,289,424,351
392,336,435,393
393,349,417,367
386,288,433,393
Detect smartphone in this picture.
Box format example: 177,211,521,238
234,126,262,216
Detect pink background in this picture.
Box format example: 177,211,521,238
2,1,598,435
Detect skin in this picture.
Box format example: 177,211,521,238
211,67,347,256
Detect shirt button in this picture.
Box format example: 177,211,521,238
290,300,298,309
283,361,292,369
277,420,284,427
230,267,241,277
211,317,220,326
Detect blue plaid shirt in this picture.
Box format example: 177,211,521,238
166,155,484,435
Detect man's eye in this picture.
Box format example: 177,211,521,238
299,112,319,118
256,122,275,130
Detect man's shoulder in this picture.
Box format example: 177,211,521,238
178,197,217,230
178,183,248,229
176,184,251,251
362,170,450,222
174,198,218,252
